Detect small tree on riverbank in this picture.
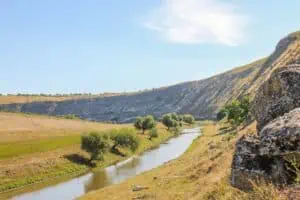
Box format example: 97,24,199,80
149,128,158,140
162,114,178,130
182,114,195,124
81,132,110,161
110,128,140,153
134,115,156,134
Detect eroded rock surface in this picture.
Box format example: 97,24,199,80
231,32,300,190
231,109,300,189
253,65,300,131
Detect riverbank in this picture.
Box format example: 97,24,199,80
80,121,260,200
0,112,175,199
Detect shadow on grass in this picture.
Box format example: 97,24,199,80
110,148,126,157
215,126,236,136
64,154,95,167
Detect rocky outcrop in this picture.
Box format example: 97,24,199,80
231,32,300,190
231,109,300,190
253,65,300,131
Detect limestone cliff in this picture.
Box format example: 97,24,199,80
1,32,299,123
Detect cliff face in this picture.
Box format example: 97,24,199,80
1,32,299,123
231,31,300,190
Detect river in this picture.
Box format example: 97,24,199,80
12,127,201,200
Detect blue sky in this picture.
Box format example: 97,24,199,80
0,0,299,94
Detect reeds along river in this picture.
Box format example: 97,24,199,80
13,127,201,200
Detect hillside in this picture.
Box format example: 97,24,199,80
1,31,299,123
0,93,121,105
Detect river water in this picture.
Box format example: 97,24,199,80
12,127,201,200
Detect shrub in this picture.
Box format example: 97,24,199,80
62,114,78,120
134,116,143,130
162,114,175,130
134,115,156,134
218,96,251,126
110,128,140,152
170,113,179,121
149,128,158,140
81,132,110,161
182,114,195,124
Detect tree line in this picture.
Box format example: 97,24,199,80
81,113,195,162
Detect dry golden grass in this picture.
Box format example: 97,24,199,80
0,94,122,105
0,112,129,143
80,122,280,200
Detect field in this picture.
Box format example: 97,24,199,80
0,112,129,143
0,112,175,199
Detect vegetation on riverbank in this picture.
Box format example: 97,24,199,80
0,112,181,199
81,121,293,200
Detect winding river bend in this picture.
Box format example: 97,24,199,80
13,127,201,200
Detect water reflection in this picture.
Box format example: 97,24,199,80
84,170,110,193
84,156,141,193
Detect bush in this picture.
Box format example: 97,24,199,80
62,114,78,120
218,96,251,126
182,114,195,124
81,132,110,161
110,128,140,152
134,115,156,134
162,113,179,130
149,128,158,140
170,113,179,121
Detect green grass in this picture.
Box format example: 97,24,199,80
0,135,81,159
0,128,174,198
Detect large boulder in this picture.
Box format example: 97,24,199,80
231,108,300,189
231,134,268,190
259,108,300,155
253,65,300,131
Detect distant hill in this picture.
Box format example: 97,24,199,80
1,31,299,122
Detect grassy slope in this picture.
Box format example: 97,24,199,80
81,122,287,200
0,94,123,105
0,112,130,143
0,112,174,199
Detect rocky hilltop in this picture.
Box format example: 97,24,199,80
231,31,300,190
1,32,299,123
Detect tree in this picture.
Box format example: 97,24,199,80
134,115,156,134
218,96,251,126
149,128,158,140
81,132,110,161
110,128,140,152
182,114,195,124
170,113,179,121
217,108,228,121
134,116,143,130
162,114,178,130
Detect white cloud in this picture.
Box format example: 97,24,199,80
144,0,248,46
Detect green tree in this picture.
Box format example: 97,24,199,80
218,96,251,126
162,114,178,130
170,113,179,121
110,128,140,152
134,115,156,134
134,116,143,130
182,114,195,124
149,128,158,140
81,132,110,161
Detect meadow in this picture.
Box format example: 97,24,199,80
0,112,174,198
